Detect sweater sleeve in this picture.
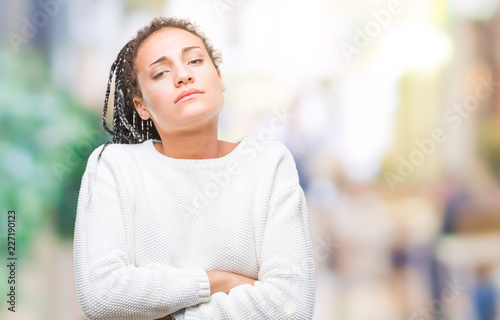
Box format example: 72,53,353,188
73,146,211,320
182,146,316,319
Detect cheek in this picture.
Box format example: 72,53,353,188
207,73,222,93
213,78,225,100
141,85,163,107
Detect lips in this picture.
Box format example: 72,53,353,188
175,88,204,104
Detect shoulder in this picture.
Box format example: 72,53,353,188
239,136,293,162
248,137,296,168
241,137,299,189
84,142,143,175
77,143,141,200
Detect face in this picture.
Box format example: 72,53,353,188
133,27,225,133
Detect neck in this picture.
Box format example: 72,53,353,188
154,119,223,160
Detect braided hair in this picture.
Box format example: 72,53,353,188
97,16,223,162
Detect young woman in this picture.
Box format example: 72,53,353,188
73,16,316,320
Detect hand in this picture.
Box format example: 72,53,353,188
206,270,257,295
154,315,172,320
232,272,258,288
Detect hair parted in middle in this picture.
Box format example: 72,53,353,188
98,16,223,160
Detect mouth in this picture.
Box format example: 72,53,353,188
175,92,204,104
175,89,204,104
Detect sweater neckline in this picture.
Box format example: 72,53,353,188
143,136,249,169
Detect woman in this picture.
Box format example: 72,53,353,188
73,16,316,320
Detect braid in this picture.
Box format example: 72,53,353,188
98,43,139,160
101,46,125,136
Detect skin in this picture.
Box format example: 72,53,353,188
134,28,258,318
133,27,237,159
157,272,257,319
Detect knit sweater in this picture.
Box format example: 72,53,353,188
73,136,316,320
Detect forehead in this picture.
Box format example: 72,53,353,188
135,27,205,69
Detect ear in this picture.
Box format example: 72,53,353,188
133,96,151,120
217,68,226,93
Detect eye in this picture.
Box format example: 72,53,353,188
190,59,203,65
153,71,168,80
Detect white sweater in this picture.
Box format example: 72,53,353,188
73,136,316,320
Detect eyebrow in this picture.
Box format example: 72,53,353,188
148,46,202,68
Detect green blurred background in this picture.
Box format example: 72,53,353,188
1,0,500,319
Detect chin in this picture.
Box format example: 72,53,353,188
176,105,221,124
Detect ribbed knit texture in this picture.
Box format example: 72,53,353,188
73,136,316,319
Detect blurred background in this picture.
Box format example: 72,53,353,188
1,0,500,319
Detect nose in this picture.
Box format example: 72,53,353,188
174,65,194,87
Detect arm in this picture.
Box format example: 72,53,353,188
167,272,257,319
73,147,210,320
182,149,316,319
